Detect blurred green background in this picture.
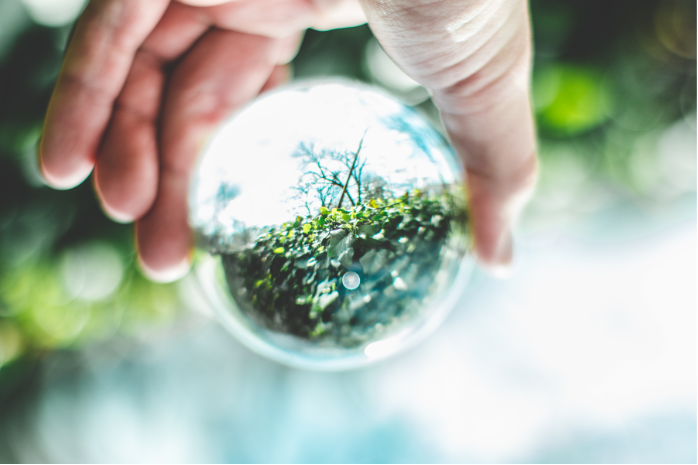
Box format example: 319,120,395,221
0,0,695,462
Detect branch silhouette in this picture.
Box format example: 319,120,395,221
291,132,376,215
337,132,367,209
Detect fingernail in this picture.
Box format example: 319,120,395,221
138,256,192,283
478,230,513,278
98,198,137,224
104,206,137,224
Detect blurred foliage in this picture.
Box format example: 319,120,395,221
0,8,181,393
0,0,694,397
528,0,696,208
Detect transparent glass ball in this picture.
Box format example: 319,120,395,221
190,81,473,370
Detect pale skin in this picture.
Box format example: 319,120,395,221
39,0,537,282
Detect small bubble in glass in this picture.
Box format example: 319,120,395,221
190,81,473,370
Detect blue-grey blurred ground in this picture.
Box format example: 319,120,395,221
1,194,695,463
0,0,695,463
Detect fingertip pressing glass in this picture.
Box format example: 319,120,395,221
190,81,474,370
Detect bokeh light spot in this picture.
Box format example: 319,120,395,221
21,0,87,27
535,64,610,135
60,242,124,302
342,271,360,290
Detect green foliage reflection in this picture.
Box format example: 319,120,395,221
222,189,466,346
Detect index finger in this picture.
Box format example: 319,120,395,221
39,0,170,188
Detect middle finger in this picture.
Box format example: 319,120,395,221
135,29,289,280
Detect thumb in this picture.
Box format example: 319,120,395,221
360,0,538,272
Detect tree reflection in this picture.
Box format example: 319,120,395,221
290,132,391,216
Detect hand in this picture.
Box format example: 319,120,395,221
39,0,536,281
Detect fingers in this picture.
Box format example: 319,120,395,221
93,49,164,222
434,16,537,271
176,0,233,6
360,0,537,272
94,2,210,222
459,148,536,274
196,0,364,39
136,30,285,280
260,64,292,93
204,0,316,38
40,0,170,188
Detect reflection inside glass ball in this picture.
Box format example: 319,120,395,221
190,81,471,369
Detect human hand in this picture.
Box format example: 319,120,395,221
360,0,537,275
39,0,536,281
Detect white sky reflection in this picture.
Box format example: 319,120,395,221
190,82,459,234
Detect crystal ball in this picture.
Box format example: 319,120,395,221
190,81,473,370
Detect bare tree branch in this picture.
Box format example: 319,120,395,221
290,130,381,215
337,131,367,209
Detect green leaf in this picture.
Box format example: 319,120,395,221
338,247,354,268
309,322,325,338
273,247,285,254
315,290,338,311
320,207,329,216
328,232,354,259
303,223,312,233
358,224,380,236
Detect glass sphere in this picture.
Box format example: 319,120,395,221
190,81,473,370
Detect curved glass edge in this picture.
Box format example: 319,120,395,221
187,78,473,371
193,252,475,372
